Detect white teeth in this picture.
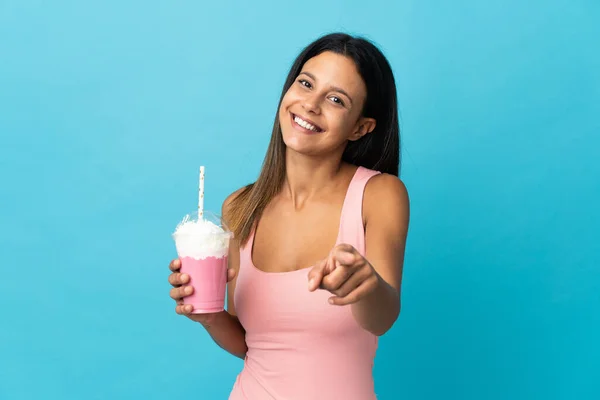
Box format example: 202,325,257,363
294,115,319,132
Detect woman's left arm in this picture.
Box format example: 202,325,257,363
308,174,409,336
351,174,409,335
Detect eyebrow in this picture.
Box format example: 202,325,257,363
299,71,354,106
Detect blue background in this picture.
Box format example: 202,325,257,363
1,0,598,399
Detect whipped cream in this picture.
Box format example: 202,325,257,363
173,215,231,259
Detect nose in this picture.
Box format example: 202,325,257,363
302,93,321,115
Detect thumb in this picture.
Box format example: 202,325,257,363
308,260,326,292
333,249,355,266
332,244,357,266
227,268,237,283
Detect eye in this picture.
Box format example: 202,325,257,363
298,79,312,89
329,96,345,106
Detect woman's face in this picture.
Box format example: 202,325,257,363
278,51,375,157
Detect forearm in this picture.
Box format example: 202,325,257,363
200,311,248,359
351,273,400,336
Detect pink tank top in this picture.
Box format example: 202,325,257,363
229,166,382,400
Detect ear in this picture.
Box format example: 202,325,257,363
349,117,376,142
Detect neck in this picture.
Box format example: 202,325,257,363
282,150,346,207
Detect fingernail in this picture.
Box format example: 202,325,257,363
328,298,335,304
181,274,188,282
185,286,192,294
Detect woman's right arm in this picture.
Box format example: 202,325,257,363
168,190,248,359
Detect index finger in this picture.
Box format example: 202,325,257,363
169,258,181,272
307,259,327,292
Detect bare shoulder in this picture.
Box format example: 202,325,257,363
363,173,410,227
365,173,408,200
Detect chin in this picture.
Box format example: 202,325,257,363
281,131,316,155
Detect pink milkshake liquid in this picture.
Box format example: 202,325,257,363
180,255,228,313
173,211,232,314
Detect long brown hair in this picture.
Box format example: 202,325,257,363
228,33,400,246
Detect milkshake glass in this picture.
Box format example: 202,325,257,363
172,210,232,313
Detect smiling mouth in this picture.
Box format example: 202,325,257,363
291,113,323,133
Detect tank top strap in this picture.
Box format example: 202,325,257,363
337,166,381,255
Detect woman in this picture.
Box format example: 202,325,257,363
168,32,409,399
